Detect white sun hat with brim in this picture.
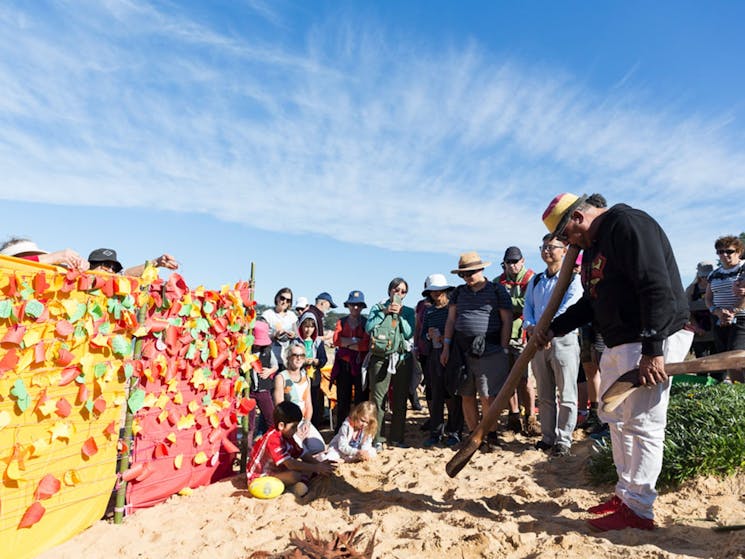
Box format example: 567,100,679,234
0,240,48,257
422,273,454,296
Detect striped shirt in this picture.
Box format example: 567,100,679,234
708,263,745,316
450,280,512,336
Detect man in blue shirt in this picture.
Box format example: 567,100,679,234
523,235,582,456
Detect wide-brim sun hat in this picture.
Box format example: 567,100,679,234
0,240,48,257
422,273,454,296
344,290,366,308
450,251,491,274
542,192,588,236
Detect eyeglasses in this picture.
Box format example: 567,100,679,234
540,245,564,252
278,296,292,303
717,249,737,256
458,269,481,278
504,259,520,265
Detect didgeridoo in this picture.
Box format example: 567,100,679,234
446,245,580,478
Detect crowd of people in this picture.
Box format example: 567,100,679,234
3,194,744,533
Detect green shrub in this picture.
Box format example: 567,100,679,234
588,382,745,489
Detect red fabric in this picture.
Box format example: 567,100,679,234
246,428,301,482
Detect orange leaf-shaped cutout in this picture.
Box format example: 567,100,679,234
63,469,82,486
34,341,46,364
56,348,74,367
81,437,98,458
2,325,26,346
104,420,116,437
18,501,45,529
55,398,72,418
34,474,61,500
93,397,106,415
55,320,74,337
59,366,80,386
0,349,19,373
33,272,50,293
238,398,256,414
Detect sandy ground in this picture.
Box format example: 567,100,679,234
40,407,745,559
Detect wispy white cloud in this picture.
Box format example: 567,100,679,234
0,0,744,275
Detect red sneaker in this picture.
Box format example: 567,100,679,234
587,503,655,532
587,495,622,515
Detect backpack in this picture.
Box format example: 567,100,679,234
369,308,404,358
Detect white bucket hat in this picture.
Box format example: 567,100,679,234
422,273,454,296
0,240,48,257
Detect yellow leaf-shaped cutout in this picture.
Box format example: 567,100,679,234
0,410,11,431
50,421,71,441
132,325,149,338
173,392,183,405
193,452,207,465
194,431,202,446
166,432,177,444
167,378,179,393
208,339,218,358
187,400,198,413
6,459,23,480
176,414,195,430
178,486,193,496
63,469,82,486
28,438,49,457
16,350,34,373
155,392,169,410
209,414,219,429
38,399,57,417
142,393,158,409
132,419,142,435
174,454,183,469
158,409,169,423
22,325,44,347
31,372,52,388
140,264,159,284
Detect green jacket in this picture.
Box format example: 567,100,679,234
365,300,416,342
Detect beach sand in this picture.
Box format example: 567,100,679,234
40,408,745,559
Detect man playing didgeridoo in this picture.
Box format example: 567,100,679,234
534,193,692,532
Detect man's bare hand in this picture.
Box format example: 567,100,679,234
530,327,554,349
638,355,667,386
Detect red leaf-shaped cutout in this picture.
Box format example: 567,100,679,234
18,501,45,529
56,398,71,418
101,278,115,298
33,272,50,293
77,273,93,291
76,383,88,405
5,274,17,297
82,437,98,458
55,320,74,337
222,437,240,454
59,366,80,386
34,341,46,364
56,348,74,367
93,397,106,415
121,462,143,482
153,443,169,459
34,474,61,500
165,326,179,351
2,324,26,346
238,398,256,414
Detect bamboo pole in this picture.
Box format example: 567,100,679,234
239,262,256,474
114,268,150,524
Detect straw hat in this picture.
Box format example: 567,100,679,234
450,251,491,274
542,193,588,236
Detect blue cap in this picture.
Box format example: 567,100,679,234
315,292,337,308
343,290,366,308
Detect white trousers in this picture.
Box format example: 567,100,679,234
598,329,693,519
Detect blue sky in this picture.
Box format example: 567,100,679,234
2,1,744,309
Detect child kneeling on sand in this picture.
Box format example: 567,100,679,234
320,402,378,463
247,401,336,497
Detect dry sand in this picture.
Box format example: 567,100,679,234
40,408,745,559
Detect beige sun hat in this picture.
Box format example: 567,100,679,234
450,251,491,274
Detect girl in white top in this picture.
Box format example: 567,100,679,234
261,287,299,367
321,401,378,462
273,342,326,455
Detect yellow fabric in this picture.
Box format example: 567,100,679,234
0,257,135,559
542,192,579,233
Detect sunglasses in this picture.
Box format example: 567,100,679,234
540,245,564,252
392,287,407,295
278,296,292,303
290,353,306,358
717,249,737,255
504,259,520,265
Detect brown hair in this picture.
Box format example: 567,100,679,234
714,235,744,253
348,401,378,438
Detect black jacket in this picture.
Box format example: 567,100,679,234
550,204,688,356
